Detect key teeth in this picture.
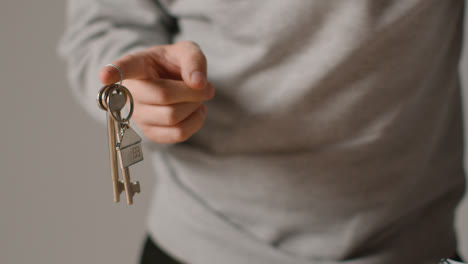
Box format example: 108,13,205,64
132,181,141,194
118,181,125,194
125,181,140,205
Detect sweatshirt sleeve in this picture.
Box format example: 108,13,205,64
58,0,175,124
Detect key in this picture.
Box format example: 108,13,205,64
97,83,144,205
113,112,141,205
97,85,123,202
106,90,126,202
107,86,143,205
117,126,143,203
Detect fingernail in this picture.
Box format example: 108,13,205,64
191,71,206,87
200,105,207,116
204,83,215,99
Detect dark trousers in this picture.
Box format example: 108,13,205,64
140,236,185,264
139,235,464,264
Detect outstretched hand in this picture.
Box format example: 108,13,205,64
99,41,215,144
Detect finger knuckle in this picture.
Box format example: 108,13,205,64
155,89,171,103
179,40,200,49
121,54,136,64
142,55,158,78
163,107,179,126
171,126,190,142
179,41,205,58
193,52,207,65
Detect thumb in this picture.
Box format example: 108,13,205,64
170,41,208,90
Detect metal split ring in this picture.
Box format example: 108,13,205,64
96,84,112,110
96,63,134,123
97,63,124,110
96,83,134,124
105,63,123,87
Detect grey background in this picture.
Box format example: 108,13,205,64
2,1,468,264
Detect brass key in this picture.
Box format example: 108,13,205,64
106,91,126,202
113,111,141,205
97,84,143,205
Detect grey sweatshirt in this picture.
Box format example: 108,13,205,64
59,1,466,263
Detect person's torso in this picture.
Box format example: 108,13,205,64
152,1,466,262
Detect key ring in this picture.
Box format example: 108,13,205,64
106,84,134,124
97,84,113,110
97,64,124,109
97,64,133,123
105,63,123,87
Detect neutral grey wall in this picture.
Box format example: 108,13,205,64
1,1,154,264
2,1,468,264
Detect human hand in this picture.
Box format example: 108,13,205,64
99,41,215,144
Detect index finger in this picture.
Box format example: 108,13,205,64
98,51,157,85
